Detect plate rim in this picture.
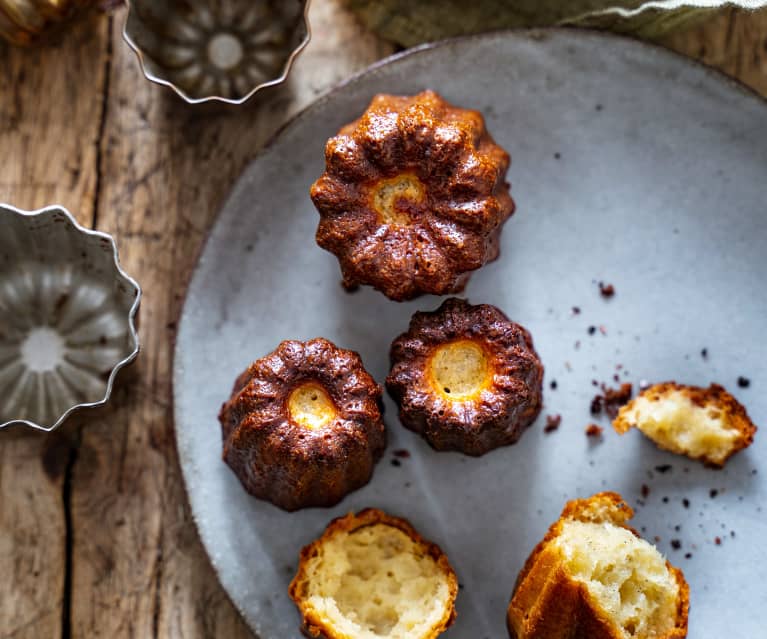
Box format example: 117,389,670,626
170,26,767,637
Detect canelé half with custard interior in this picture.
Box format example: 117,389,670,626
507,492,689,639
386,298,543,456
219,338,386,511
613,381,757,467
289,508,458,639
311,90,515,301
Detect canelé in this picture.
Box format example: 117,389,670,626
386,298,543,456
219,338,386,511
508,492,689,639
311,90,515,301
289,508,458,639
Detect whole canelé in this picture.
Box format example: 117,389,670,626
311,90,515,301
219,338,386,511
386,298,543,456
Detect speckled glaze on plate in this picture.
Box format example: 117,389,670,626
173,30,767,638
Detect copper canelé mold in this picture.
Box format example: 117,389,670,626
0,204,141,432
123,0,311,105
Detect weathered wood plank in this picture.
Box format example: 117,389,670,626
661,6,767,98
0,12,109,639
67,2,393,638
0,13,109,218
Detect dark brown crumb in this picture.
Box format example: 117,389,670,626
393,449,411,458
588,326,596,335
682,498,690,508
590,395,603,416
655,464,672,473
654,535,661,543
613,373,620,383
701,348,708,359
730,531,736,538
54,294,69,314
671,539,682,550
715,536,722,546
391,459,401,467
685,553,692,559
554,152,561,160
572,306,581,315
544,414,562,433
601,382,633,419
641,484,650,498
662,497,669,503
585,423,604,438
737,376,751,388
599,282,615,298
550,380,558,390
710,489,718,498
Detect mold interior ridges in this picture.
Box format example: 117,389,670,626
0,261,131,425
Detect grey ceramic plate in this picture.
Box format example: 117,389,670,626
174,29,767,638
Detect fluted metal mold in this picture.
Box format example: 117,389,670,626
123,0,311,105
0,204,141,431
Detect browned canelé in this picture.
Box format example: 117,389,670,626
386,298,543,456
219,338,386,511
311,90,515,301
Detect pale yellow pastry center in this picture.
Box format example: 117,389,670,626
288,382,337,430
618,389,740,466
300,524,452,639
427,340,491,401
555,520,680,639
371,174,425,226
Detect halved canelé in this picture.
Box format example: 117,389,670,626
386,297,543,456
613,382,757,467
508,492,689,639
218,338,386,511
311,90,515,301
289,508,458,639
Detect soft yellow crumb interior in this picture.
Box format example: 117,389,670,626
371,174,425,226
301,524,451,639
623,390,739,465
555,520,679,639
427,339,491,401
288,382,337,430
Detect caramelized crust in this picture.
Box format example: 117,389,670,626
289,508,458,639
311,90,515,301
386,298,543,456
219,338,386,511
508,493,689,639
613,381,757,467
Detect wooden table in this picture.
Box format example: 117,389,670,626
1,2,765,637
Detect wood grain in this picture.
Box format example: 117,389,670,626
0,12,109,639
0,2,764,638
661,6,767,97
